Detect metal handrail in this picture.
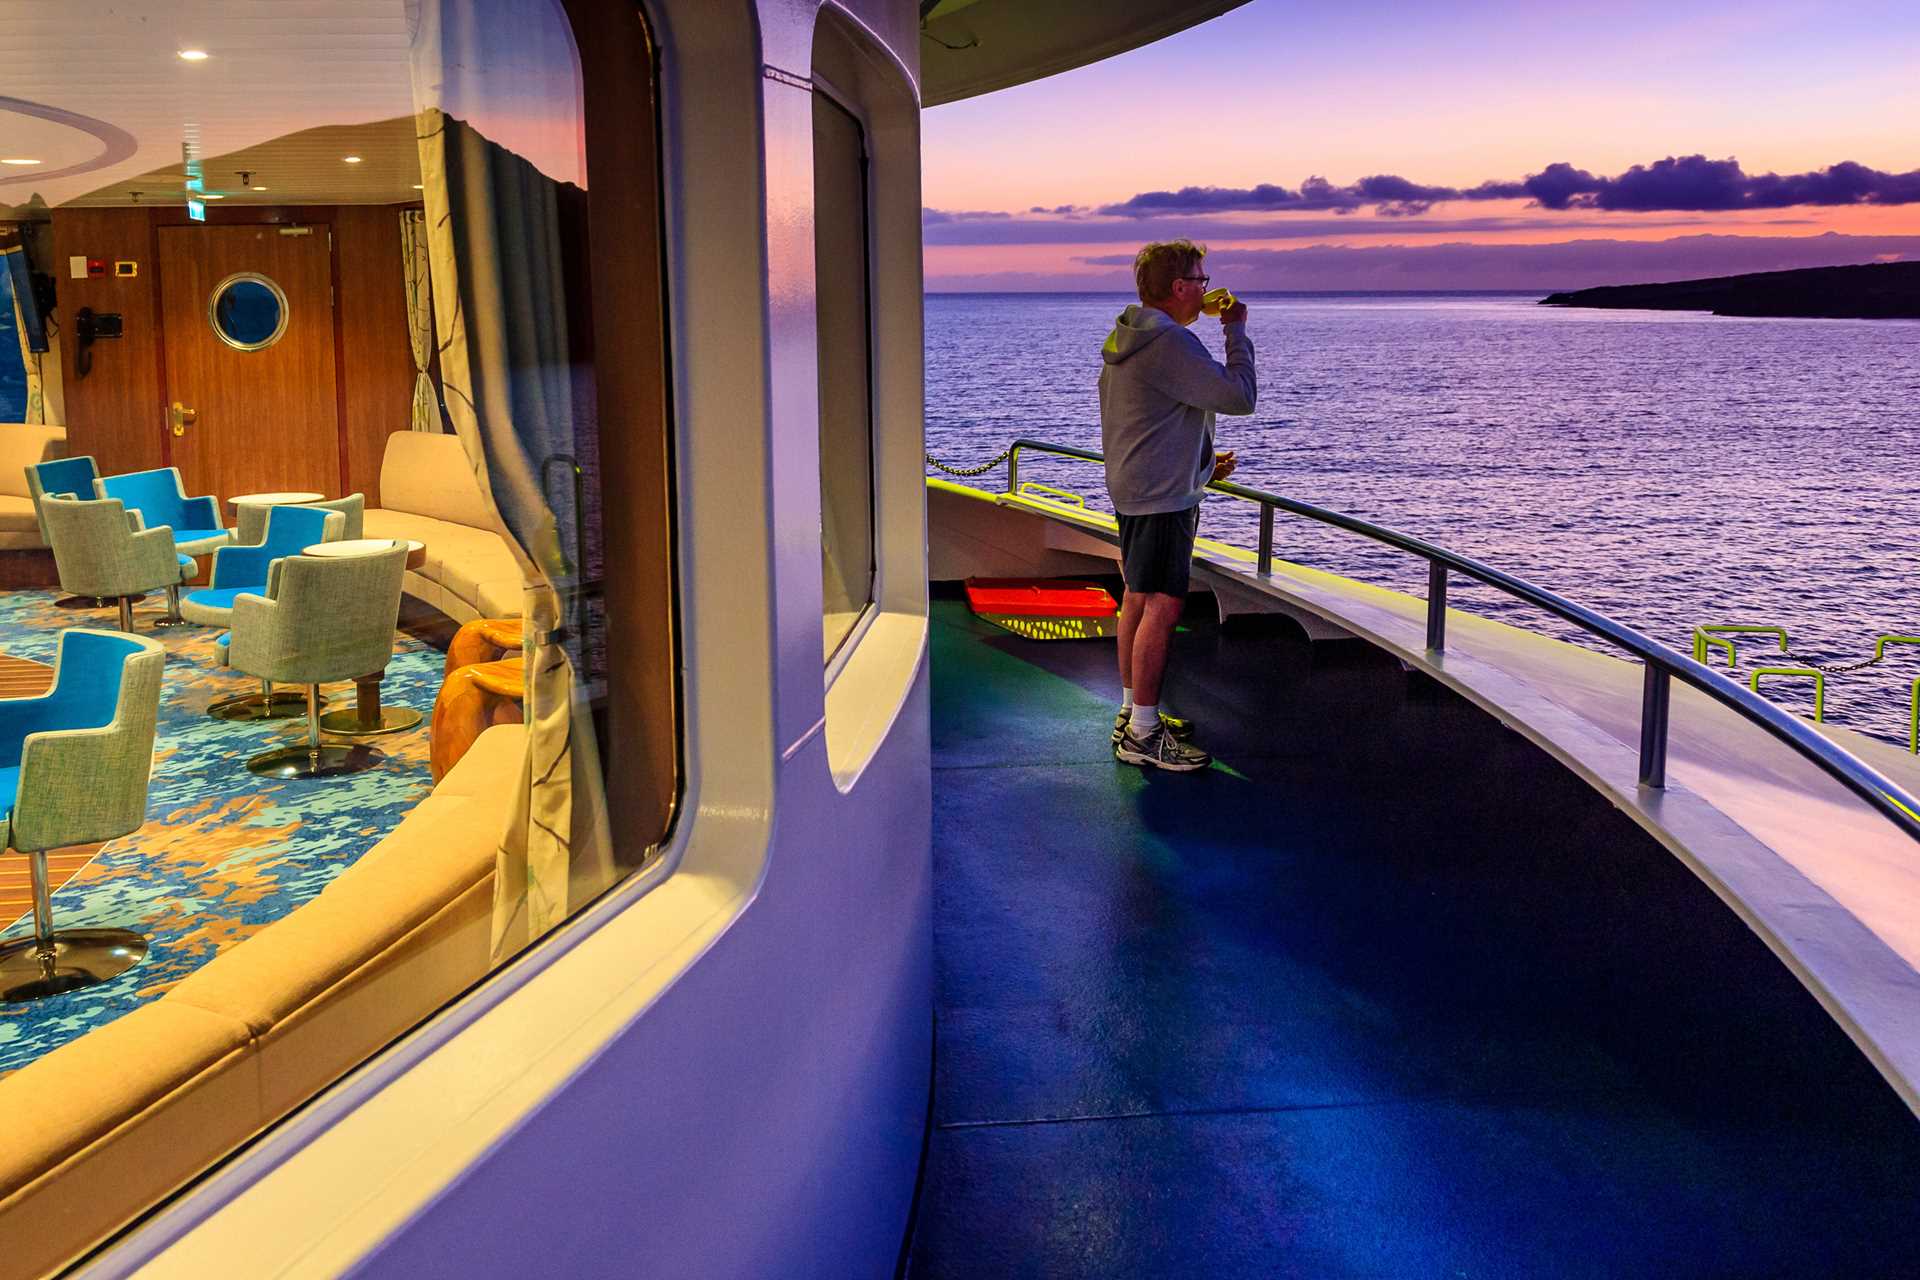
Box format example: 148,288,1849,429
996,437,1920,844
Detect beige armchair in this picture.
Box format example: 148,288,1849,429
0,628,166,1000
41,496,193,632
227,544,408,779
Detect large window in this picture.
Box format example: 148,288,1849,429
0,0,674,1269
813,87,877,663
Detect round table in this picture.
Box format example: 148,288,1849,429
303,537,427,570
229,491,325,511
301,539,428,737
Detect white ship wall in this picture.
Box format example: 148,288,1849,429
118,2,936,1276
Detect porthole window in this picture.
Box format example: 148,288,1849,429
208,272,289,351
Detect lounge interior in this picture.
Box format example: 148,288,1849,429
0,8,673,1263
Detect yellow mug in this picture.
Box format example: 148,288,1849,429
1201,286,1237,316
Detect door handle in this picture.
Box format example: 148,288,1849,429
169,402,198,437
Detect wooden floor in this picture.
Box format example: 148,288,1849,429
0,653,101,928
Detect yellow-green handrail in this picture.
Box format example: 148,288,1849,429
1874,634,1920,662
1016,482,1087,509
1693,624,1789,668
1751,667,1824,722
1910,678,1920,755
1693,631,1737,667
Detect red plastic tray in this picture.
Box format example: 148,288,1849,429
964,578,1118,619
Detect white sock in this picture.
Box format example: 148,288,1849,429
1121,686,1133,709
1129,701,1158,733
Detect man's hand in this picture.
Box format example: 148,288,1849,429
1220,299,1248,326
1211,450,1238,483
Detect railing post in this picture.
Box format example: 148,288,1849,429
1639,664,1671,788
1425,561,1447,652
1007,446,1019,495
1257,502,1274,576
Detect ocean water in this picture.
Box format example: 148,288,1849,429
926,292,1920,743
0,268,24,421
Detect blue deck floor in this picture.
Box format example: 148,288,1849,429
907,591,1920,1278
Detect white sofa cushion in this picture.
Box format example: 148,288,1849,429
0,495,38,533
377,431,497,529
363,506,523,622
0,425,68,500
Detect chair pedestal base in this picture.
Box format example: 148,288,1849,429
209,690,323,722
0,929,148,1003
316,670,420,738
318,706,422,737
247,742,382,779
54,594,143,610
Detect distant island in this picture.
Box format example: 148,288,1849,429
1540,261,1920,320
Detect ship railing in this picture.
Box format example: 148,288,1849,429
996,437,1920,846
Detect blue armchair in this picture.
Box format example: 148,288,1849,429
41,495,197,632
0,628,165,1001
186,504,344,720
25,455,108,609
94,467,231,556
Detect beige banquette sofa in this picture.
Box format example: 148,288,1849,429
363,431,525,621
0,723,524,1279
0,425,68,550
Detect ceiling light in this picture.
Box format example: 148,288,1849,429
1,158,42,166
202,193,225,200
343,155,363,164
177,48,210,62
251,185,268,191
411,183,424,190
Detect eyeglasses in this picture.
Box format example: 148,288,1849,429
1180,274,1210,288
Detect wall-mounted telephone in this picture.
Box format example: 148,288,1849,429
73,306,124,379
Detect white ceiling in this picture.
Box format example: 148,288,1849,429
0,1,416,212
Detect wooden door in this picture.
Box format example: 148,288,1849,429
157,224,341,500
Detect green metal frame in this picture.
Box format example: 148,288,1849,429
1692,624,1788,668
1873,634,1920,662
1750,667,1824,722
1910,677,1920,755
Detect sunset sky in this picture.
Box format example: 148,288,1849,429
921,0,1920,290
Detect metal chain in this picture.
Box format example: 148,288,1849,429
925,447,1014,478
1780,651,1886,675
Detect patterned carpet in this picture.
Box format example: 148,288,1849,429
0,588,443,1075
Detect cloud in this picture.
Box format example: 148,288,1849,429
920,207,1013,225
1049,232,1920,293
922,210,1735,247
1095,157,1920,218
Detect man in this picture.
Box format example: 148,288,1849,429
1099,239,1257,772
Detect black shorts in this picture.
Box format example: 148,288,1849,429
1117,506,1201,596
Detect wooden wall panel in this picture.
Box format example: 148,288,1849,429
334,205,416,506
51,209,163,477
51,204,415,499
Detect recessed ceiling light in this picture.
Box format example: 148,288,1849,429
411,183,424,190
251,185,268,191
177,49,210,62
1,158,42,166
343,155,363,164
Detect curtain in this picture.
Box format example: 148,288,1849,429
412,0,610,960
399,209,438,432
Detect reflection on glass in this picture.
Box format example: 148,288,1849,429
209,274,287,350
814,89,876,662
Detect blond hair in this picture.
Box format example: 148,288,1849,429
1133,239,1207,304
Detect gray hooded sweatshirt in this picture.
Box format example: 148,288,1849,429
1098,305,1257,515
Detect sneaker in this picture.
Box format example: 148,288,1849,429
1111,705,1196,746
1114,723,1212,772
